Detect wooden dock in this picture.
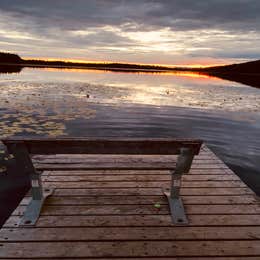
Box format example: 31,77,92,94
1,145,260,259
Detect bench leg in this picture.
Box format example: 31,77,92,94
164,148,194,225
5,142,53,227
19,171,54,227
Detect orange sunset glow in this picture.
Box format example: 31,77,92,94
41,67,219,80
23,57,227,69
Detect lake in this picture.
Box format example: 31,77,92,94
0,67,260,225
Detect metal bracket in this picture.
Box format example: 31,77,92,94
19,187,54,227
19,170,54,227
164,147,194,225
164,191,188,225
6,143,54,227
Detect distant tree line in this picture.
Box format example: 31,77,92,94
202,59,260,74
22,58,182,71
0,52,22,63
0,51,259,76
0,51,190,71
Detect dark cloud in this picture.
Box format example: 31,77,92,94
1,0,259,31
146,0,260,31
0,0,259,63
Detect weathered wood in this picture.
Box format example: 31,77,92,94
36,162,178,170
19,195,259,205
42,168,232,175
40,180,246,188
33,157,222,164
32,154,219,160
32,154,215,160
2,226,260,241
41,174,240,182
13,204,260,216
48,187,254,196
5,214,260,228
35,162,228,170
6,256,259,260
1,241,260,258
3,138,202,155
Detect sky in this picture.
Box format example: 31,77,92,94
0,0,259,66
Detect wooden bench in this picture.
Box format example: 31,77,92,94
2,137,202,226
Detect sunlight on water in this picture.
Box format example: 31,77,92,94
0,68,260,138
1,68,260,109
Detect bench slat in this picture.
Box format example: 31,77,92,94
3,138,202,155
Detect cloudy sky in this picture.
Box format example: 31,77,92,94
0,0,259,66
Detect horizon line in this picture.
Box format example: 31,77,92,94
22,56,227,68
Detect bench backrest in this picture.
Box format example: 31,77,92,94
2,138,202,155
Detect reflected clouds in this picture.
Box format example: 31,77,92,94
0,68,260,138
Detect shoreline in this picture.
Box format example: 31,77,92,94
1,62,260,88
0,62,191,73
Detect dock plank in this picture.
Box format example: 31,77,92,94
9,256,259,260
50,187,254,196
42,168,232,175
35,162,229,170
1,241,260,258
20,194,259,205
13,204,260,215
1,226,260,241
5,214,260,228
41,174,241,181
40,180,247,188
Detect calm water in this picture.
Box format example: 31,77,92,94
0,67,260,225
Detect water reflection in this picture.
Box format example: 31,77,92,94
0,67,260,139
0,65,22,74
1,68,259,112
40,67,217,79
